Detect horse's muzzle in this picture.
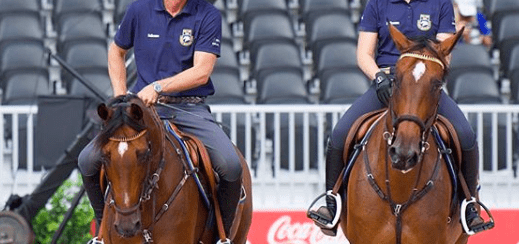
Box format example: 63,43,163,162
114,211,142,238
388,145,420,172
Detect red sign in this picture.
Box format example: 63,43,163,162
247,209,519,244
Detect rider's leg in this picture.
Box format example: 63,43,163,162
78,137,104,227
309,86,384,232
167,103,242,241
438,92,485,231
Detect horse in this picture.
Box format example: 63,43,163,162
340,25,468,243
92,94,252,243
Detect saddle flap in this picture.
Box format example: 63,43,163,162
343,109,387,161
434,115,462,167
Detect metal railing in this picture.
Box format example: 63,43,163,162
1,104,519,209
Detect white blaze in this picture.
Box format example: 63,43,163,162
413,61,426,82
118,142,128,157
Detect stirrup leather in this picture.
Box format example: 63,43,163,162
307,190,342,229
460,197,495,235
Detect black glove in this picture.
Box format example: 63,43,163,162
374,71,393,105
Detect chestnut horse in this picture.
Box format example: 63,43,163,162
342,26,468,243
93,95,252,243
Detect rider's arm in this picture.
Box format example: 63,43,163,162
357,31,380,80
137,51,217,106
108,41,128,97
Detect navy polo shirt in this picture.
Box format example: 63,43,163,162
114,0,222,97
358,0,456,68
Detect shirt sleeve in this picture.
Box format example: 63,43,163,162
114,2,136,49
438,0,456,34
195,8,222,56
358,0,379,33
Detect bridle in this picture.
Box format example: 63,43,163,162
383,52,446,157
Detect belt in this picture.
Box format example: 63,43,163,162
158,96,206,104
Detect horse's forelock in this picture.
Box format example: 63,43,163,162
96,94,149,147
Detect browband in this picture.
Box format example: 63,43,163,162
399,53,445,70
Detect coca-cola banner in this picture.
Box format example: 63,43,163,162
247,210,519,244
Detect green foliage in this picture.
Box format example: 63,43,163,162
32,175,94,244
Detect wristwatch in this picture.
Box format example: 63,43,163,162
152,81,162,94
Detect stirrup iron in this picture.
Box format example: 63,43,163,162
307,190,342,229
88,237,104,244
216,238,232,244
460,197,495,235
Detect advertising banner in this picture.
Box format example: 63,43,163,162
247,210,519,244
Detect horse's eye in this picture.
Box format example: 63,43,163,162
137,147,152,162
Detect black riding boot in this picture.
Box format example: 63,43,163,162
461,143,485,231
217,178,241,241
82,172,104,226
308,140,344,236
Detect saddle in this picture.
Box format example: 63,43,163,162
165,121,246,241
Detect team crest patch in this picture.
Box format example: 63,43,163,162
417,14,431,31
179,29,193,46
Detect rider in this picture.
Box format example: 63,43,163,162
308,0,486,236
78,0,241,243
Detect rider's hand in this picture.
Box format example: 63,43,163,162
137,84,159,106
374,71,393,106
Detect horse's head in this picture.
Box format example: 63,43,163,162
96,94,163,237
385,24,463,172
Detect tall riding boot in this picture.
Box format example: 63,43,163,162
307,140,344,236
461,143,484,230
217,178,241,240
82,172,105,226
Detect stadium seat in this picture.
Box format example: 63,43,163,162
238,0,287,20
505,43,519,102
243,11,295,50
299,0,349,21
257,70,308,104
447,44,493,90
61,41,108,86
305,11,357,52
221,17,233,44
494,12,519,49
52,0,103,24
450,72,502,104
68,69,113,99
314,40,358,78
206,69,245,104
0,0,40,15
320,69,370,104
487,0,519,26
0,41,47,84
250,40,303,81
3,72,51,105
0,13,44,45
56,13,107,53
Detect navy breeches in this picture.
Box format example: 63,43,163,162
78,103,242,183
329,85,477,151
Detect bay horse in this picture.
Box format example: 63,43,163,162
92,94,252,243
341,25,468,243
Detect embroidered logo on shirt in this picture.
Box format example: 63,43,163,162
179,29,193,46
417,14,431,31
212,38,220,47
147,33,160,38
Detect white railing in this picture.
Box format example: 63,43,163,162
1,104,519,209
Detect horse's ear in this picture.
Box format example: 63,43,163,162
98,103,110,121
439,27,464,57
130,103,143,121
388,23,412,52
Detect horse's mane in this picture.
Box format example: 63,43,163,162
96,94,148,147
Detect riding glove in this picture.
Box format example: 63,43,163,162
374,71,393,105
